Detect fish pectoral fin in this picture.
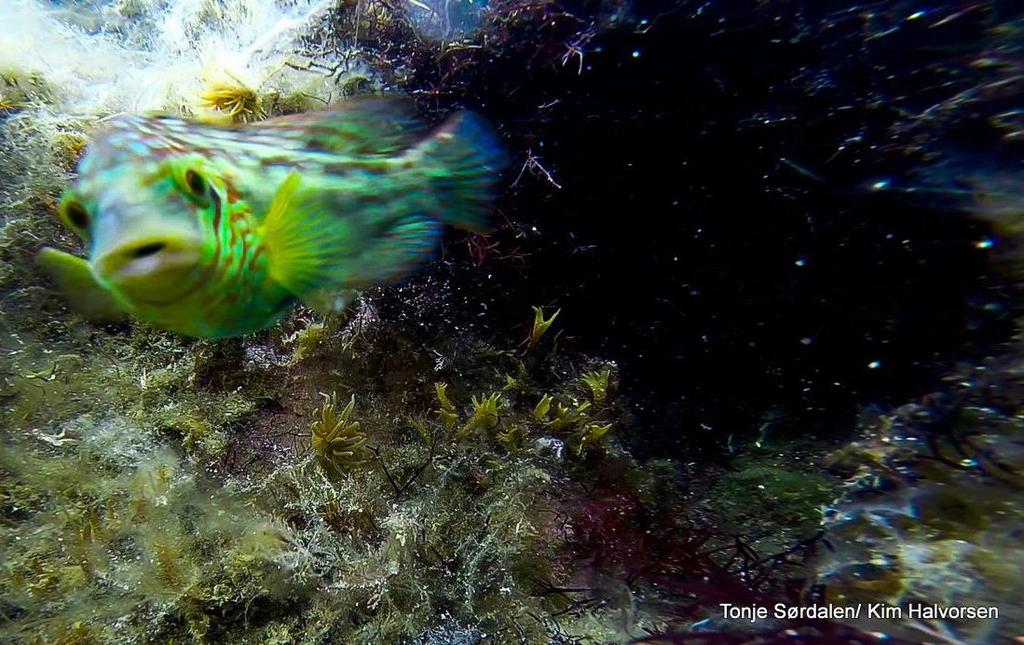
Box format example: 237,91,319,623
262,172,442,310
36,247,126,322
262,172,345,299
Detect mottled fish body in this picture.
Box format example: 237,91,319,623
38,99,504,337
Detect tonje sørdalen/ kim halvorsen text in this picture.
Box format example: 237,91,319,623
720,603,999,623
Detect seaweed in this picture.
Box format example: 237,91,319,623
459,392,503,438
198,75,264,123
525,305,560,350
433,381,459,429
581,367,612,404
310,392,368,475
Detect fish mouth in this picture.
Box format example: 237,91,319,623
94,236,203,304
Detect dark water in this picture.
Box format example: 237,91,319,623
413,0,1022,458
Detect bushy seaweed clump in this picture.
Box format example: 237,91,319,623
310,392,368,475
4,207,828,642
198,75,264,123
0,271,699,643
0,433,305,643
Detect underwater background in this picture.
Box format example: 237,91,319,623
1,0,1023,642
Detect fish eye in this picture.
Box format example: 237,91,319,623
61,200,90,231
184,169,206,196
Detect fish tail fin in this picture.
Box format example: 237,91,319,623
415,111,506,232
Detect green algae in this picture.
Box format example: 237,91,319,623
0,70,56,111
525,306,560,350
581,367,613,404
459,392,503,438
711,460,837,536
0,436,303,644
0,266,652,643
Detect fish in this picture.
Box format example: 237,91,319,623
37,98,505,338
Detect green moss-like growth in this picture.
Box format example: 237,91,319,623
176,413,229,462
532,393,553,421
0,436,305,644
0,273,660,645
0,69,56,110
544,399,591,432
575,422,614,455
434,381,459,429
711,460,838,538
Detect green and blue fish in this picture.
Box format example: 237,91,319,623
38,99,504,338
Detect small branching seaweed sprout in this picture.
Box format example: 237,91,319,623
496,423,527,453
311,392,367,475
547,400,591,432
533,394,553,422
581,368,612,404
434,382,458,429
199,72,264,123
501,373,519,392
525,306,560,349
460,392,502,439
576,423,614,456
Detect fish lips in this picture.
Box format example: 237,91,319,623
94,238,203,304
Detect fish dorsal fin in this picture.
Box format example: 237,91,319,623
36,247,126,322
255,97,428,156
261,173,442,314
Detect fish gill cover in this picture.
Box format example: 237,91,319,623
1,0,1023,643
